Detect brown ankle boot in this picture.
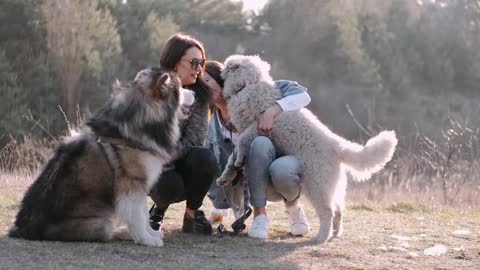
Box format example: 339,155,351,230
182,210,213,235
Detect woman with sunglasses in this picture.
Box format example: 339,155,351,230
146,33,217,235
204,61,311,239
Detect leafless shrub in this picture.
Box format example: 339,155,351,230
414,118,480,205
347,104,480,206
362,120,480,206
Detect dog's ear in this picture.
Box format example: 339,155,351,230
227,63,240,72
157,73,171,87
153,73,170,98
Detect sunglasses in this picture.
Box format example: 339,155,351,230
181,58,205,70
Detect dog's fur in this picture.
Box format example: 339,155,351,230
9,67,195,247
216,55,398,243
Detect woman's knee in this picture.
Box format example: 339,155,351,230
150,171,185,207
269,156,302,178
269,156,302,193
249,136,275,160
185,147,218,174
182,147,218,190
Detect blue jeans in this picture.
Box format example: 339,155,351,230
247,136,303,208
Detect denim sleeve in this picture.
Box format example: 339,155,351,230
274,80,308,98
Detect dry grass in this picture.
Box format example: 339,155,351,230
1,131,479,269
1,172,479,270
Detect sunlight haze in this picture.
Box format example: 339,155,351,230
238,0,268,13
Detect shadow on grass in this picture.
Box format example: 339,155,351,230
0,229,324,270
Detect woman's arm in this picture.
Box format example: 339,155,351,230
256,80,311,134
175,86,211,158
176,105,209,158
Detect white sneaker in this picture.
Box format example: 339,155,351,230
208,207,229,224
286,203,310,236
248,214,269,239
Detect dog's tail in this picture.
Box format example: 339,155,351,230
340,130,397,181
8,225,21,238
8,222,45,240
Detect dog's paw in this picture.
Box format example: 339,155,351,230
147,224,164,239
137,236,164,247
216,176,231,186
309,234,330,245
233,160,244,168
152,229,164,240
332,227,343,239
234,154,246,167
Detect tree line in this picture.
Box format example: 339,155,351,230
1,0,479,147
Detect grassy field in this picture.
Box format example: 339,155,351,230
1,174,479,270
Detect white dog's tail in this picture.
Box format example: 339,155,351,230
340,130,398,181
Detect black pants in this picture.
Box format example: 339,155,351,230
149,147,218,211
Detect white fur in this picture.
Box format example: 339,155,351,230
116,191,163,247
137,152,169,240
141,153,168,191
217,55,398,244
111,73,194,247
181,88,195,107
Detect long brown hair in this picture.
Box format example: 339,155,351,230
205,60,224,88
159,33,210,101
204,60,226,117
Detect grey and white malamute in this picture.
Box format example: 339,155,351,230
9,67,194,247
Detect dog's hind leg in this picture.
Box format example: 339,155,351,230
332,174,347,239
44,217,115,242
116,191,163,247
332,207,344,239
113,226,131,241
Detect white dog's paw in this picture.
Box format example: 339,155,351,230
147,224,164,239
233,155,245,168
309,234,331,244
233,160,244,168
332,227,343,239
136,236,164,247
216,176,231,186
151,229,164,240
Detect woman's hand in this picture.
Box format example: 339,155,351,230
255,103,283,135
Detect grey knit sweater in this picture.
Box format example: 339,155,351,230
177,82,212,157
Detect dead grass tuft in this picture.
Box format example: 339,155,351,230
384,202,432,214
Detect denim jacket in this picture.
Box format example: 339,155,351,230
206,80,308,212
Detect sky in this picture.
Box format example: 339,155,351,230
238,0,268,13
121,0,268,14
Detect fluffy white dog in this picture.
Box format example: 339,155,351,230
216,55,398,243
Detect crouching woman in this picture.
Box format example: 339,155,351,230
204,60,311,239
